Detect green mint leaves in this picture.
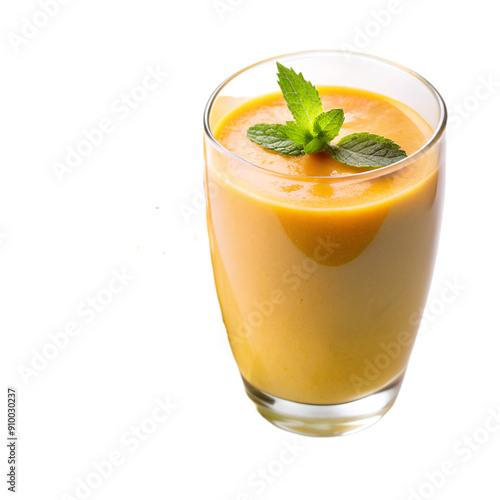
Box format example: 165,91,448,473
314,109,344,142
276,63,323,132
246,124,305,156
325,133,408,167
246,63,407,168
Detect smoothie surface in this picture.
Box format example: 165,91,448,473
214,87,433,178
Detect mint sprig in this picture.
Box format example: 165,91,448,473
246,63,407,168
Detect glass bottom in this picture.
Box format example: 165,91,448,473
243,373,405,437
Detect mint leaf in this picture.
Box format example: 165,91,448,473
325,133,407,167
276,62,323,132
283,121,313,145
247,124,304,156
313,109,344,142
304,137,326,154
246,64,408,169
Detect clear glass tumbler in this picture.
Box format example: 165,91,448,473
204,51,446,436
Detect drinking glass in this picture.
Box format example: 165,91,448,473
204,51,446,436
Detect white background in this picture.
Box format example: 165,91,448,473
1,0,499,499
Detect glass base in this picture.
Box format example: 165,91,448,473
243,373,405,437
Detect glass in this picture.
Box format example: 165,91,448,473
203,51,446,436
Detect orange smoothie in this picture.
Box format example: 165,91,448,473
205,87,443,405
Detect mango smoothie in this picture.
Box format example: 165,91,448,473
205,84,444,408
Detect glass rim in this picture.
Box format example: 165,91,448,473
203,50,447,182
